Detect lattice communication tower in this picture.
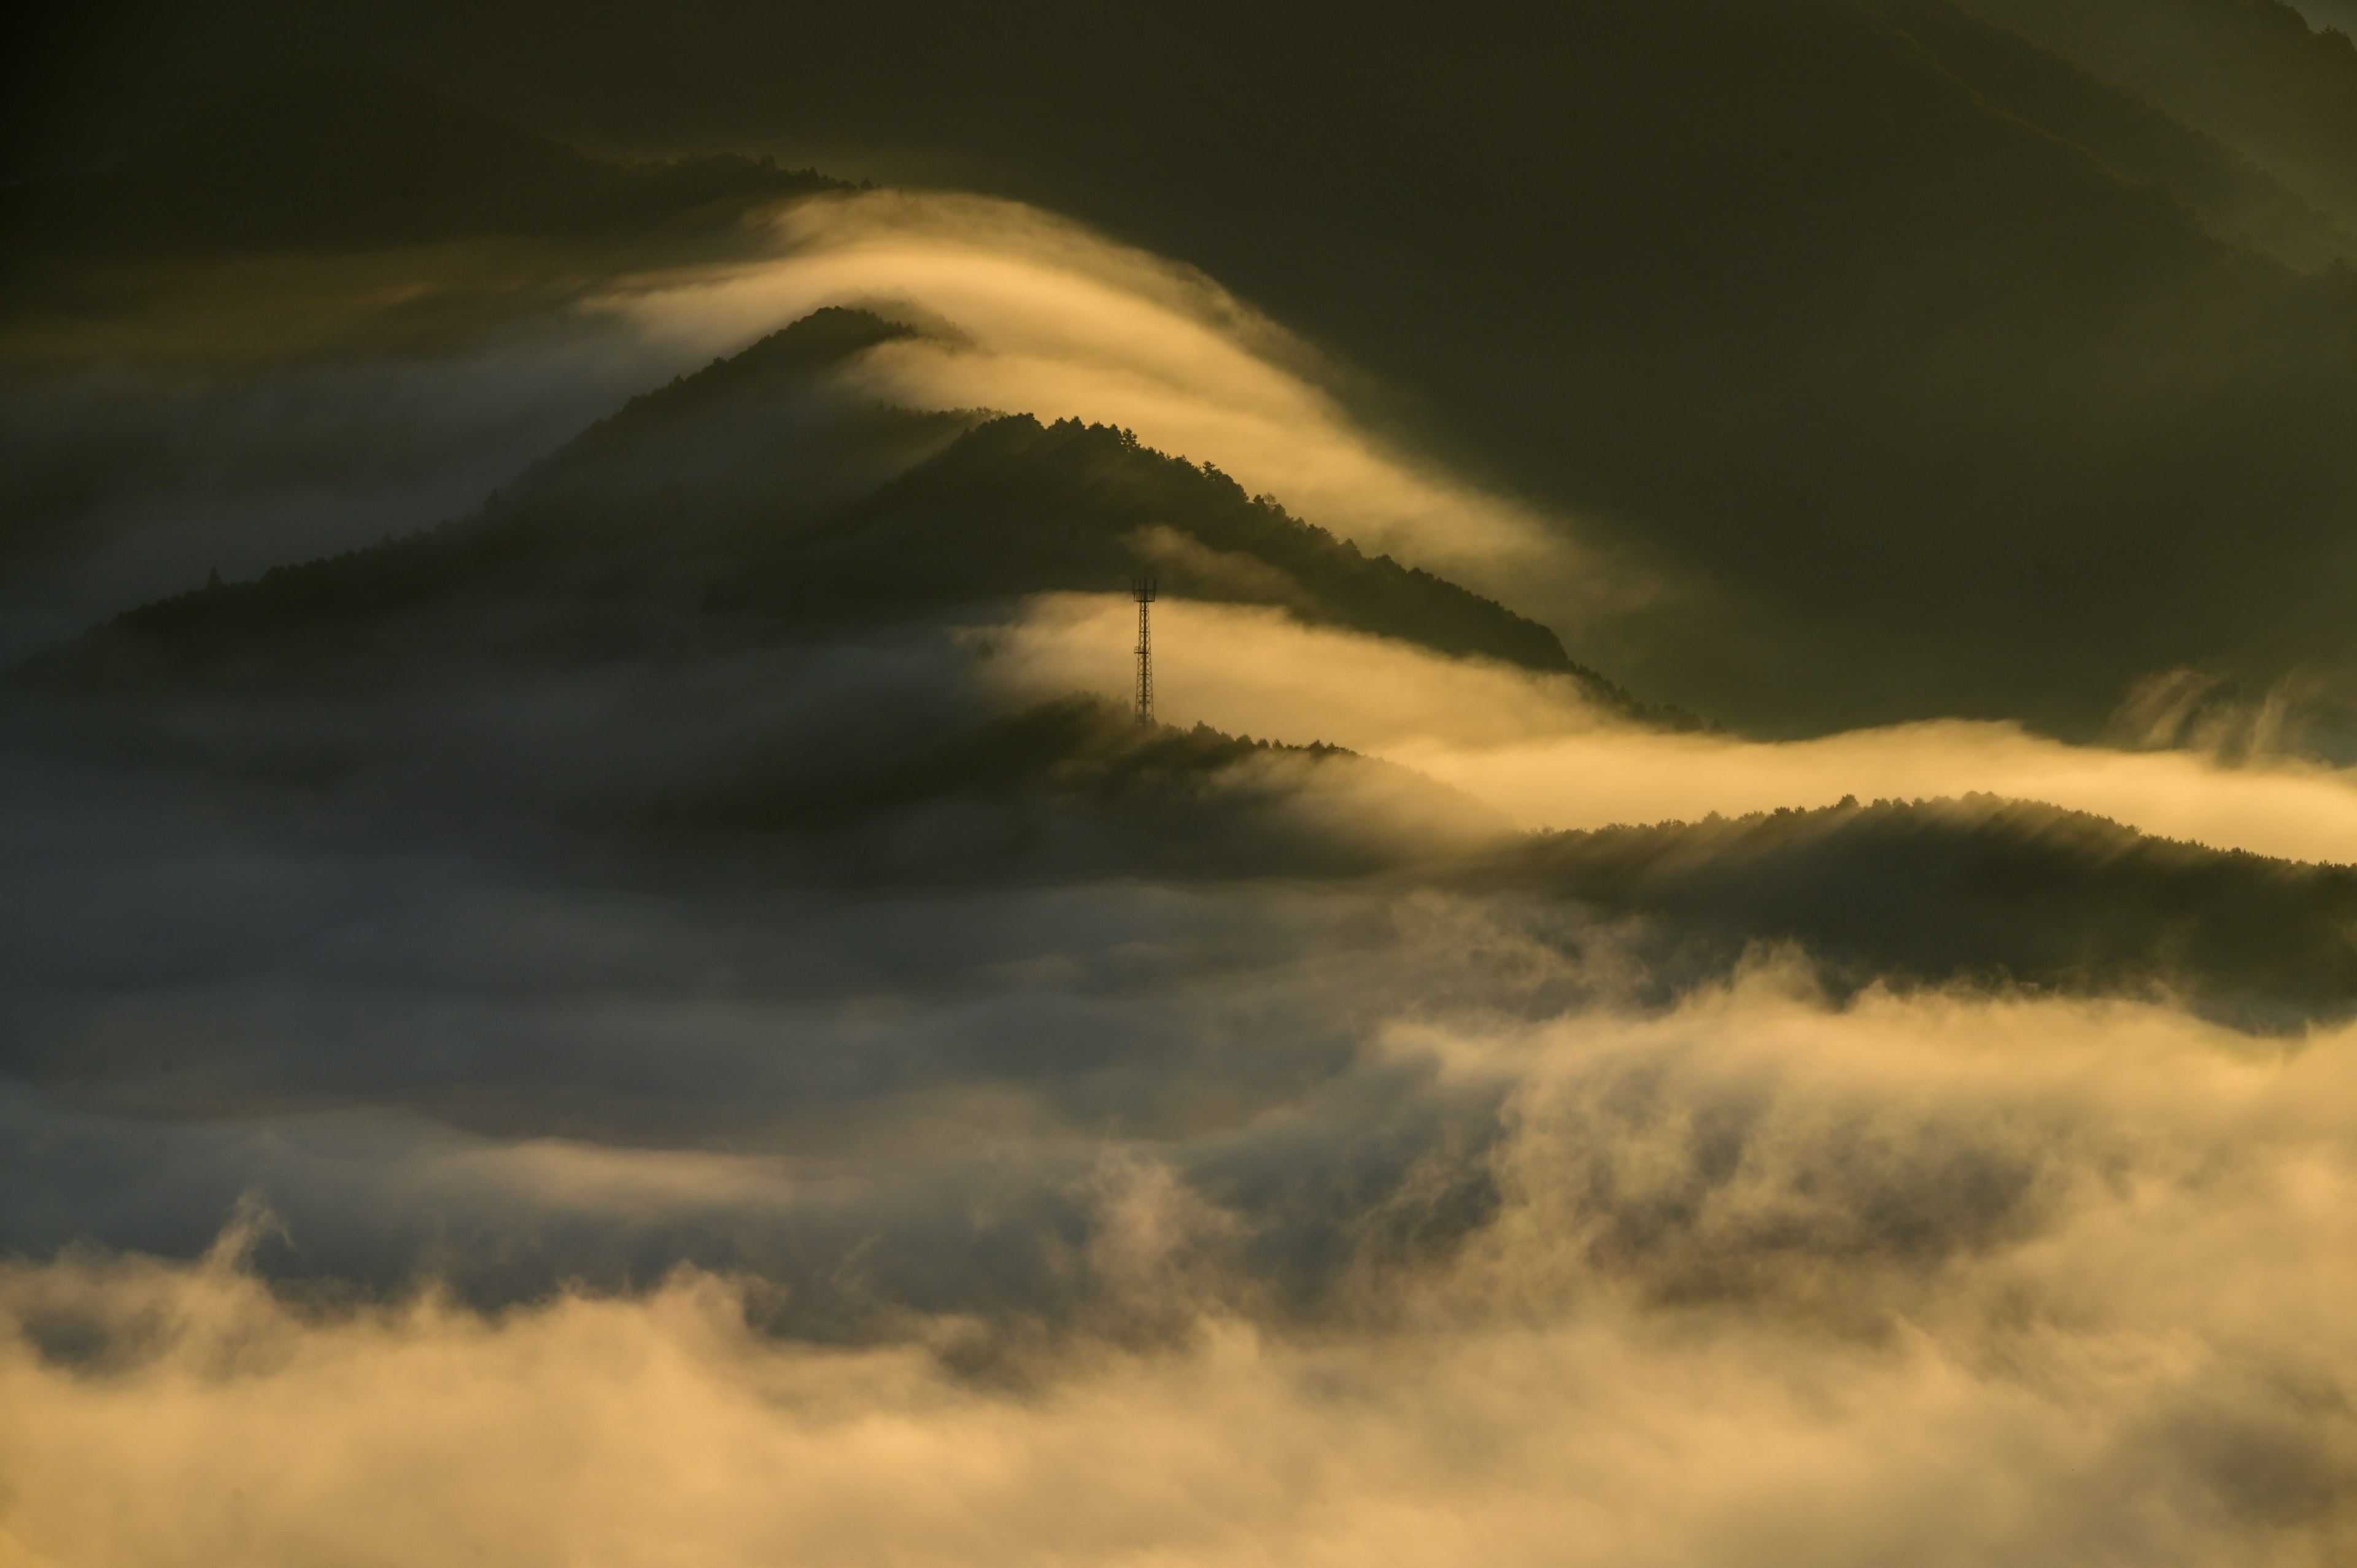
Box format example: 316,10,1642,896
1132,575,1158,725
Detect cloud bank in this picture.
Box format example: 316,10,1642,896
9,971,2357,1567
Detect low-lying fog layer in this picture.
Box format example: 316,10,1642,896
9,967,2357,1567
998,594,2357,863
10,612,2357,1563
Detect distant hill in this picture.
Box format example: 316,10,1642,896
1881,0,2350,267
1495,792,2357,1030
1956,0,2357,233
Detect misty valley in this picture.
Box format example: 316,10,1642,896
13,9,2357,1564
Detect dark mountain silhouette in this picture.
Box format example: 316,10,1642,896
1496,792,2357,1030
22,309,1655,717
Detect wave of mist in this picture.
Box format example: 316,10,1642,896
589,189,1621,630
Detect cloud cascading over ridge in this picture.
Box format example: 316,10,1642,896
590,190,1626,632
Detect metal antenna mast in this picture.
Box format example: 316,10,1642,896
1132,574,1158,725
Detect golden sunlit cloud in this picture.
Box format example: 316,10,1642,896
592,190,1628,629
10,974,2357,1567
993,595,2357,862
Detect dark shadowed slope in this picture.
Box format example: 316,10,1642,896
1498,793,2357,1030
1958,0,2357,231
1880,0,2350,266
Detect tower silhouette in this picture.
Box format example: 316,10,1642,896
1132,575,1158,725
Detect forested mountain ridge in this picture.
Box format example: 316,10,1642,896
1493,792,2357,1029
12,309,1655,720
714,411,1635,693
